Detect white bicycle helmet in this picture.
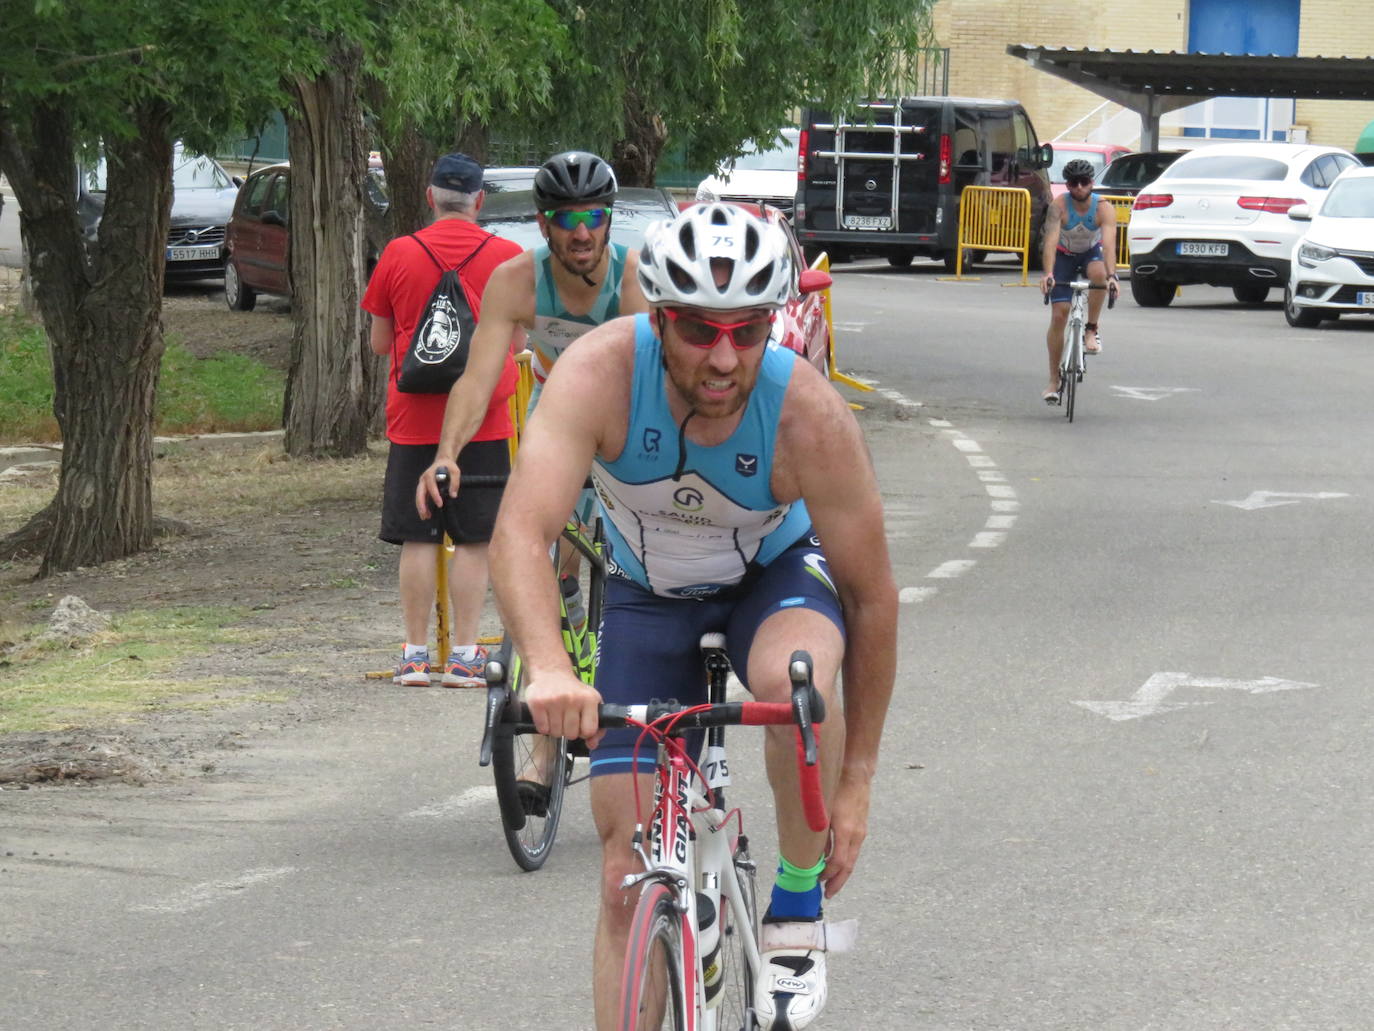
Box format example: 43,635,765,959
638,203,792,310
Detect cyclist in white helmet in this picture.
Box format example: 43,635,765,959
489,202,898,1031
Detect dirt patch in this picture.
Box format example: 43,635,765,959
0,276,450,789
161,278,294,370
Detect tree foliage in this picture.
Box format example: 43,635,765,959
0,0,362,572
514,0,938,183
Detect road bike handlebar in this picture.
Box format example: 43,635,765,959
480,651,830,832
1043,278,1117,309
434,468,593,491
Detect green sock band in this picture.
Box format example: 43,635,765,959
775,854,826,893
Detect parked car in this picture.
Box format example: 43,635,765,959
1097,150,1186,198
695,130,800,218
1047,142,1132,198
1127,142,1362,307
1284,166,1374,327
79,146,242,281
475,187,678,251
794,96,1054,271
225,163,542,310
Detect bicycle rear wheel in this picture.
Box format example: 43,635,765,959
707,839,759,1030
490,643,569,871
620,882,690,1030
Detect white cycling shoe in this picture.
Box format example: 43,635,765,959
754,918,829,1030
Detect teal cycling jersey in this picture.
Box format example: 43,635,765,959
527,241,629,387
591,313,811,598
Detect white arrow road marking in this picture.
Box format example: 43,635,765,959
1213,491,1350,511
1074,672,1317,721
405,785,496,818
1109,387,1201,401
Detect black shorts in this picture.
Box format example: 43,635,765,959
379,440,509,546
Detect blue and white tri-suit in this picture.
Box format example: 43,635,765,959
588,314,844,777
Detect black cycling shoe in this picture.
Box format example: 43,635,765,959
515,779,551,818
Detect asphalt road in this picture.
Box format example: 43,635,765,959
5,258,1373,1029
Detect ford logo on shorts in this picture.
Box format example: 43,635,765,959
671,584,721,599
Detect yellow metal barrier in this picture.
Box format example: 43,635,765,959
952,186,1032,283
1101,194,1133,271
507,349,535,461
815,251,872,403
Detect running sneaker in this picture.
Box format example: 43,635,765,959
394,652,431,687
755,915,829,1030
442,646,489,688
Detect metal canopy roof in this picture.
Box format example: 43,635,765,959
1006,45,1374,148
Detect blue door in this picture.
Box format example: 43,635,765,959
1189,0,1299,56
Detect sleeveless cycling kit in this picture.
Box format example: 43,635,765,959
589,314,845,776
526,241,629,411
1051,191,1105,303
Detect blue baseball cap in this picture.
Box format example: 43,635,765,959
430,152,483,192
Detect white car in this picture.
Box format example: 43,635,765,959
1284,166,1374,327
695,129,799,218
1127,142,1361,308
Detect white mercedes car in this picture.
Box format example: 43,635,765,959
1284,165,1374,328
1127,142,1361,308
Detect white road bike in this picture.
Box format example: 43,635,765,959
1044,278,1114,423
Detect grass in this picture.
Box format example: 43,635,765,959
0,605,258,734
0,310,284,444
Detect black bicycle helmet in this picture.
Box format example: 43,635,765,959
532,151,617,209
1062,158,1096,181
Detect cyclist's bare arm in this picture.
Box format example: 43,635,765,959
1097,198,1119,280
1040,197,1064,292
488,317,636,743
774,366,899,896
417,255,536,515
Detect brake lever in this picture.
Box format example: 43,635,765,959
788,649,824,766
478,655,509,767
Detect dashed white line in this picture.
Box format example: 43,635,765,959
869,389,1022,603
928,559,978,579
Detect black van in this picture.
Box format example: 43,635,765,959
795,97,1054,271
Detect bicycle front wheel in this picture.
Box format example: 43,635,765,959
707,840,759,1030
490,644,569,872
620,882,690,1030
1063,357,1077,422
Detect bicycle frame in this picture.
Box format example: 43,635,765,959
622,734,760,1029
553,515,605,684
1060,278,1090,384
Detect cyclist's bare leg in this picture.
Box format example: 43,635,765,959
1084,259,1109,352
446,541,489,649
745,607,846,888
399,541,439,649
590,770,659,1031
1045,302,1070,395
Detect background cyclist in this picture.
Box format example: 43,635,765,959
417,150,646,688
1039,156,1119,403
488,203,898,1030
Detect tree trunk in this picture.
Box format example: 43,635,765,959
0,102,173,575
611,92,668,187
282,42,371,458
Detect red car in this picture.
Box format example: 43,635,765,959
674,200,833,376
